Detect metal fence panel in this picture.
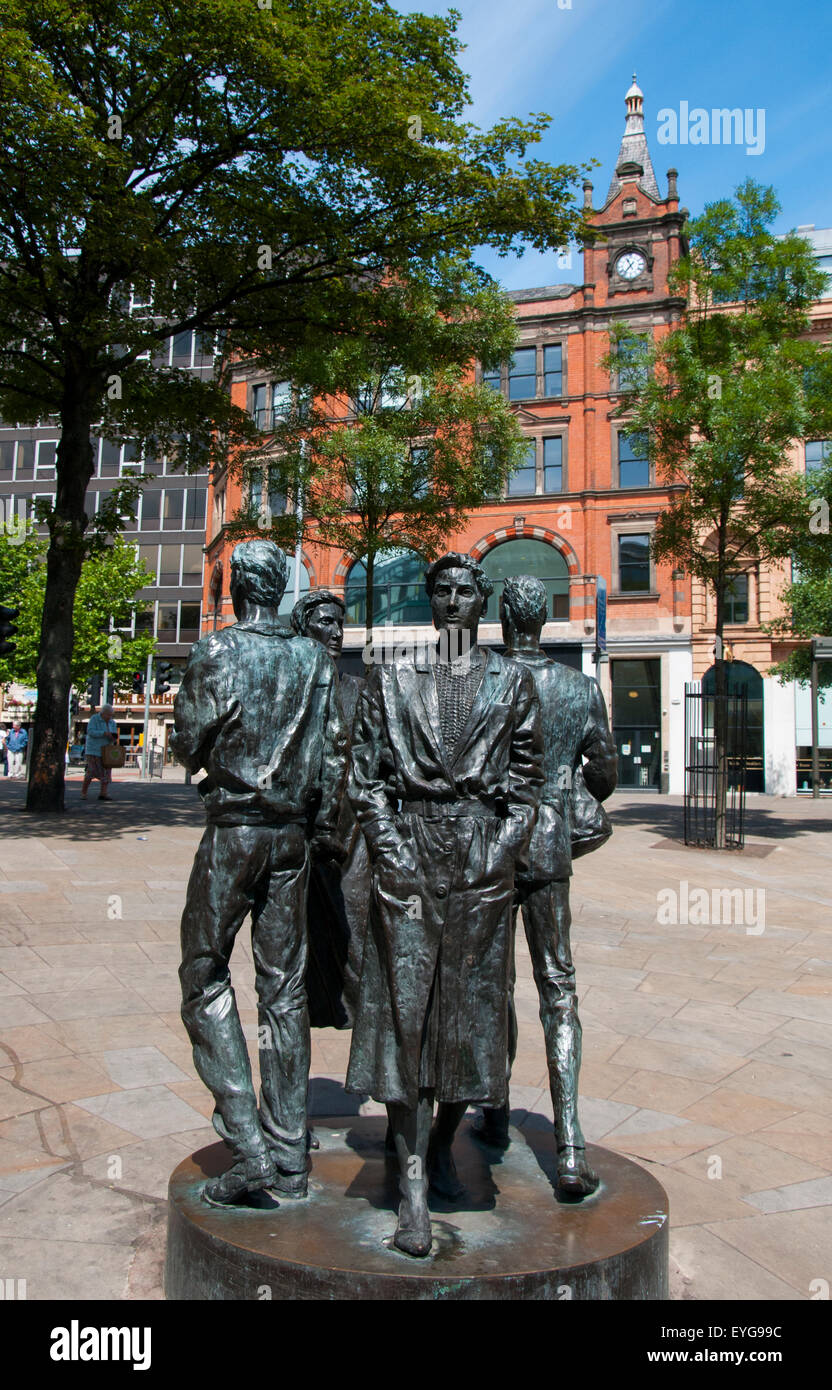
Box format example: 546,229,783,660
684,683,747,849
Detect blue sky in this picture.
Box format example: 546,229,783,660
395,0,832,288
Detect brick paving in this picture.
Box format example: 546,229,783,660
0,772,830,1300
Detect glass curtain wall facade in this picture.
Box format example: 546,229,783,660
0,325,212,671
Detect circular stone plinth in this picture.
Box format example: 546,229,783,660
165,1116,668,1300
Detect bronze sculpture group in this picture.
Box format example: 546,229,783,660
173,540,616,1256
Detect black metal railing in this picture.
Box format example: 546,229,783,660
684,683,748,849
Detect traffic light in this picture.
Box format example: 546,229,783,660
0,604,19,658
132,671,144,696
154,660,173,696
85,674,101,707
69,692,79,717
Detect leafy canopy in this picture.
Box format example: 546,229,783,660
0,0,592,481
0,530,155,686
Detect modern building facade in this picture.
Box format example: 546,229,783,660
0,320,212,756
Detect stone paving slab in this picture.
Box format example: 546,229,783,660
0,778,830,1301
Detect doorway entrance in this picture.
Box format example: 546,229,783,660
612,658,662,789
702,661,764,792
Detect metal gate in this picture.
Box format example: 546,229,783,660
684,683,748,848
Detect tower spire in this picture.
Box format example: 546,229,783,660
605,74,660,205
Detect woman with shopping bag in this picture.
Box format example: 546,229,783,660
82,704,121,801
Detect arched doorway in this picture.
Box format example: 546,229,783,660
702,661,765,793
344,548,432,627
479,538,570,621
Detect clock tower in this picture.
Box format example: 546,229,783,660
582,75,687,307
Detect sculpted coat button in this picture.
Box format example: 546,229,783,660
436,885,447,898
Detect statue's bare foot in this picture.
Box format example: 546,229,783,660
471,1105,510,1150
393,1190,432,1257
203,1153,277,1207
556,1145,599,1200
427,1142,465,1201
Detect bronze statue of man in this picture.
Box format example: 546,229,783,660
346,553,544,1256
172,541,348,1205
476,574,617,1197
291,590,368,1031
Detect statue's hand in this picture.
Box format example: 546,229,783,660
310,832,347,865
371,828,417,878
494,812,534,867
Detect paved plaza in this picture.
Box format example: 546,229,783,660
0,771,830,1301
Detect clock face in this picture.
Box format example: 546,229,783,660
616,250,646,280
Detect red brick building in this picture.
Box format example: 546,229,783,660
203,78,693,792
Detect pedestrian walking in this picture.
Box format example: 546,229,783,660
82,705,118,801
0,725,7,776
6,721,28,779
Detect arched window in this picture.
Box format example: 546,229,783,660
480,539,570,621
344,548,432,626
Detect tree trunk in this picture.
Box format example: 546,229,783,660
26,398,93,813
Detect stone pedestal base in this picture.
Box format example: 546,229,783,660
166,1116,668,1300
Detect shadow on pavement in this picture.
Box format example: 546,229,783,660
0,777,204,840
608,792,832,842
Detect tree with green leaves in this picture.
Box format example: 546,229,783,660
0,0,590,811
228,281,528,645
767,572,832,688
604,180,832,845
0,530,155,690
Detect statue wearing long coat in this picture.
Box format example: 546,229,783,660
345,648,543,1108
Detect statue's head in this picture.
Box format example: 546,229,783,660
501,574,547,643
230,540,288,617
425,552,493,635
291,589,345,659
